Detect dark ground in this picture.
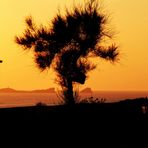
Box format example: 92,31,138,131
0,98,148,147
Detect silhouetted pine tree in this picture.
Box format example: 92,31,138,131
15,0,119,105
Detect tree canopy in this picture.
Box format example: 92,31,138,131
15,0,119,104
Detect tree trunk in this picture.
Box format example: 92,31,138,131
66,79,75,105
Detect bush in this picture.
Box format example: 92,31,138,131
36,102,47,107
80,97,106,104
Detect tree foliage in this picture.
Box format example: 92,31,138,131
15,0,119,104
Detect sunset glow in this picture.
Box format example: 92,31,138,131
0,0,148,91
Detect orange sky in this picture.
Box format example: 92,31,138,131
0,0,148,91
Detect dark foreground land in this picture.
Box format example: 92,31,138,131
0,98,148,147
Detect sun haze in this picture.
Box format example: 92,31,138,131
0,0,148,91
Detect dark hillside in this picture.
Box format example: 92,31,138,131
0,98,147,147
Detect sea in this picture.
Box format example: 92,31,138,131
0,91,148,108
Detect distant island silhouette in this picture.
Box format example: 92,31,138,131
0,87,55,93
0,87,94,94
80,87,93,93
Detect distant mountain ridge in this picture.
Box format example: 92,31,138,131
0,87,55,93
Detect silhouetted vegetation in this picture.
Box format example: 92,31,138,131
80,96,106,104
15,0,119,104
36,102,47,107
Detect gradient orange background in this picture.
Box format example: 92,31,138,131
0,0,148,91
